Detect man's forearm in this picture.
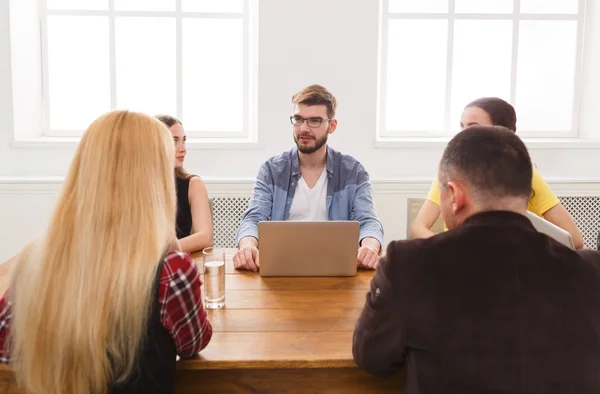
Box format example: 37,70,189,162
357,220,384,249
360,237,381,253
238,236,258,249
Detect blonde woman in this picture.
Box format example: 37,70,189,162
0,110,212,394
157,115,213,253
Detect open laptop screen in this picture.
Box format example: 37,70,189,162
525,211,575,250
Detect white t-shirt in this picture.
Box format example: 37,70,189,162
288,170,328,221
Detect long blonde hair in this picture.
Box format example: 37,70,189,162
9,110,177,394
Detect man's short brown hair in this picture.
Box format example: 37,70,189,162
291,84,337,119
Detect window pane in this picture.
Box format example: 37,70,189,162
388,0,448,13
114,0,174,12
182,0,244,13
115,17,176,115
516,21,577,132
46,0,107,10
385,20,447,132
455,0,513,13
451,20,513,130
520,0,579,14
47,16,110,130
182,19,243,132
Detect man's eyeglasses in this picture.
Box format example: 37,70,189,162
290,115,332,128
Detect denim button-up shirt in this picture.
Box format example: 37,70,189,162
236,146,384,247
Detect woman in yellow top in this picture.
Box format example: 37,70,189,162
410,97,584,249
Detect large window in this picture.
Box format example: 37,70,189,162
41,0,256,138
379,0,585,138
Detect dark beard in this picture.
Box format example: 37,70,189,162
294,131,329,154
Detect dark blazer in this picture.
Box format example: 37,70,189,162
353,211,600,394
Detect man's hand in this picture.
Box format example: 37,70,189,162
357,237,381,270
233,237,260,272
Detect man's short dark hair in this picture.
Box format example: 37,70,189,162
439,126,532,200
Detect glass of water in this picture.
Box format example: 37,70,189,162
202,247,225,309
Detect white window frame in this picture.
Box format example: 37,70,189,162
10,0,258,143
377,0,587,140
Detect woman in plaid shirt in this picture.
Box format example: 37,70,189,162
0,110,212,394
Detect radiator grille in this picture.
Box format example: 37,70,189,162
559,196,600,249
211,197,251,248
210,196,600,250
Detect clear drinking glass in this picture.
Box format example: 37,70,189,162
202,247,225,309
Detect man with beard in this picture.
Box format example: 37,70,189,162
234,84,383,271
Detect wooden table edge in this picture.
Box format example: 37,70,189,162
0,361,359,372
177,358,358,370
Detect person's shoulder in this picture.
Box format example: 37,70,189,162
530,166,545,186
576,249,600,268
264,148,294,166
567,249,600,291
529,166,558,212
255,148,295,181
388,229,470,263
328,146,369,182
386,238,422,253
188,175,207,189
530,166,554,194
162,250,198,278
257,148,294,174
383,238,429,267
188,174,203,183
329,146,362,167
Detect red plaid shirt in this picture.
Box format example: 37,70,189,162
158,251,212,357
0,250,212,363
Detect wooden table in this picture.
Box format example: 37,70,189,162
0,250,404,393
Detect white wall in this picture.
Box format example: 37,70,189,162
1,0,600,261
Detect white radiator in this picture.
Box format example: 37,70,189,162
212,197,251,248
559,196,600,249
211,196,600,249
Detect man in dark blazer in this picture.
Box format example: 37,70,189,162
353,126,600,394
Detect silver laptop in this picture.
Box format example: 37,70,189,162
258,221,360,277
525,211,575,250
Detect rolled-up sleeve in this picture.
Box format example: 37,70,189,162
236,162,275,244
159,252,212,358
352,166,384,247
353,242,405,377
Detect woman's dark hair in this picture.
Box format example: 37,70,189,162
155,115,193,180
156,114,181,129
465,97,517,133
